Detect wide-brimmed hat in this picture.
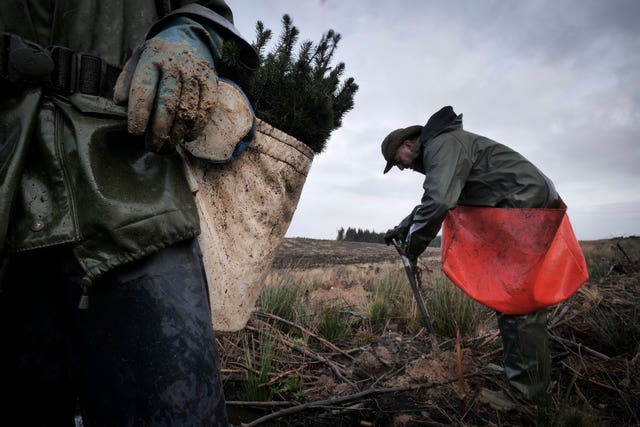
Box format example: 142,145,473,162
381,125,422,173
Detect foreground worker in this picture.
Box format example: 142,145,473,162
0,0,257,425
382,106,567,403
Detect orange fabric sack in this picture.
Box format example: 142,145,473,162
441,201,588,314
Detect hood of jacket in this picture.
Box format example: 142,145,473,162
412,106,462,173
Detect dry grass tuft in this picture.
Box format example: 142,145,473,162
219,237,640,426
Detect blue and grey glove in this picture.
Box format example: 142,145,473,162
114,17,221,153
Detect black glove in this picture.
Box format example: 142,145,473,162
405,232,427,262
383,228,403,246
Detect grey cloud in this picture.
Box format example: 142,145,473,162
231,0,639,240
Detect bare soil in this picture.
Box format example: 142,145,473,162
271,238,408,269
220,237,640,426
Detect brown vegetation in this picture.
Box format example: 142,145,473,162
219,237,640,426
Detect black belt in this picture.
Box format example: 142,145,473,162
0,32,122,99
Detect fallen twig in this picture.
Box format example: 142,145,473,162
227,400,297,408
226,361,261,376
551,334,610,360
477,330,500,348
602,365,640,426
241,379,460,426
263,366,307,387
560,360,620,393
256,311,354,360
573,382,593,409
439,329,499,349
548,305,570,329
245,325,353,384
455,329,466,399
616,242,638,271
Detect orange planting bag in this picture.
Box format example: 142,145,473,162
441,201,588,314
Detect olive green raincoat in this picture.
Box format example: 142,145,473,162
395,112,558,257
391,107,559,401
0,0,257,281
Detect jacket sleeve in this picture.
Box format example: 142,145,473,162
406,133,473,256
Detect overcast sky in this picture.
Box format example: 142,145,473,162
231,0,640,241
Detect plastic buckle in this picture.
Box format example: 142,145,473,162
76,52,107,96
47,45,77,94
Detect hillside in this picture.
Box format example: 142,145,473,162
273,236,640,270
272,237,439,269
222,236,639,426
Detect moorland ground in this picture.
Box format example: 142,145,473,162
220,237,640,426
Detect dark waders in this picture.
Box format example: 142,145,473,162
0,239,228,426
497,310,551,402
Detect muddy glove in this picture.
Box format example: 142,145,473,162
113,17,220,153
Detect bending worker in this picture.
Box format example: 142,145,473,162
0,0,257,425
382,106,564,402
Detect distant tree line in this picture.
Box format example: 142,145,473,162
336,227,441,247
336,227,385,243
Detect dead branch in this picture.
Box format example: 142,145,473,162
263,366,307,387
602,366,640,425
439,329,500,349
616,242,638,271
226,361,261,376
479,347,502,360
573,382,593,409
548,305,570,329
241,378,460,427
560,361,619,392
245,325,353,384
255,311,354,360
227,400,297,408
551,334,610,360
456,329,466,400
477,330,500,348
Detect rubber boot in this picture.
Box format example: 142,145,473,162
497,309,551,403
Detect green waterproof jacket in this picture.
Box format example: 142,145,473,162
0,0,257,281
397,108,558,257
